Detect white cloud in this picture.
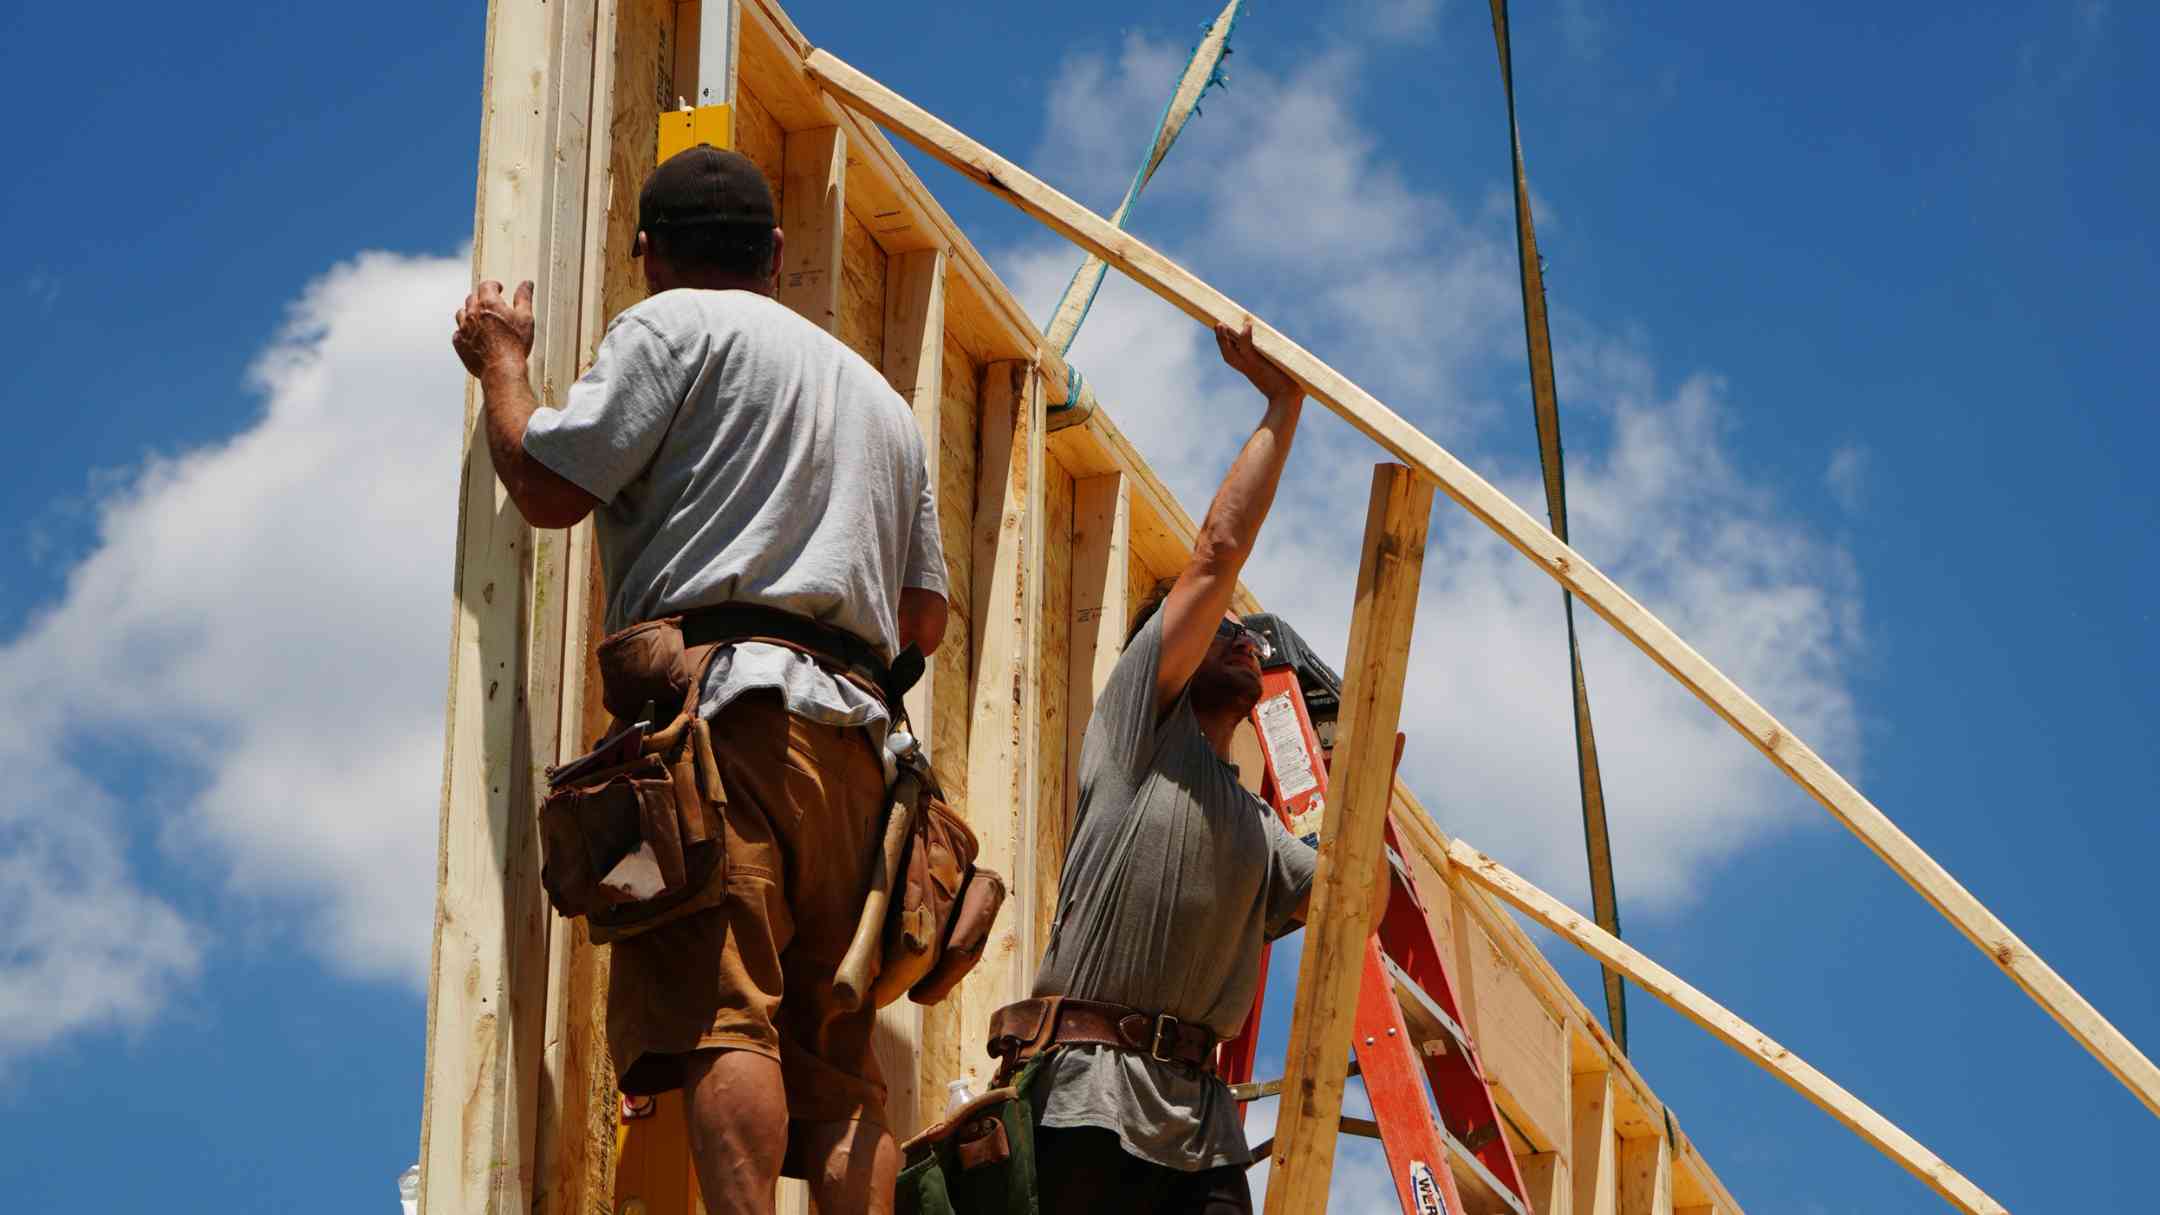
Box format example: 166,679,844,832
0,249,469,1056
1825,442,1869,514
1358,0,1441,40
1012,25,1866,914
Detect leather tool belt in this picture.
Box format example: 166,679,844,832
679,602,919,710
986,996,1218,1082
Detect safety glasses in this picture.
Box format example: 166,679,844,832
1215,618,1274,661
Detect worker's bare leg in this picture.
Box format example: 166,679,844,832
796,1118,899,1215
685,1048,788,1214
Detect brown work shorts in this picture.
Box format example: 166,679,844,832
607,690,888,1128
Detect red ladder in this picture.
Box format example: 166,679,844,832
1222,662,1533,1215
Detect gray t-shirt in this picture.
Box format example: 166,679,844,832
524,288,945,736
1031,613,1318,1171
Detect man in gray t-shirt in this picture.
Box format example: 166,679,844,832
1023,322,1316,1214
453,146,939,1215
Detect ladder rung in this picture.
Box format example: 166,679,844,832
1381,957,1474,1062
1229,1059,1360,1103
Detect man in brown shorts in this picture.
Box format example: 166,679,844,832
452,145,948,1213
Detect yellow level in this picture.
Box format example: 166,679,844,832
658,103,733,163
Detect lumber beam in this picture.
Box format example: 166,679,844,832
1066,473,1130,833
420,1,601,1211
777,125,845,331
735,0,1067,402
1263,465,1433,1215
1572,1071,1619,1215
1519,1150,1571,1215
1449,840,2008,1215
1618,1135,1673,1215
885,246,947,750
799,46,2160,1118
871,244,946,1137
956,361,1046,1092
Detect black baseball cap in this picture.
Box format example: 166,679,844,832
635,145,777,254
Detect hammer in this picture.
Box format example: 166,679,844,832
832,732,926,1010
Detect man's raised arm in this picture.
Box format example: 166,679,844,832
1153,319,1306,715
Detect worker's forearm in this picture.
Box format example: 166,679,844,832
478,357,543,492
1193,392,1304,578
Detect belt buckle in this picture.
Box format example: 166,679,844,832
1150,1013,1182,1063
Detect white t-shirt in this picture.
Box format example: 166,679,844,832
525,288,946,734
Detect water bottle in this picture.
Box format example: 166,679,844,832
943,1078,977,1117
397,1164,420,1215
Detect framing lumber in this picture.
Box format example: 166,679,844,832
1263,465,1433,1215
736,0,1067,403
1449,840,2008,1215
1518,1151,1569,1215
777,125,845,330
421,1,601,1211
796,46,2160,1121
957,362,1046,1092
532,0,623,1209
1066,473,1130,831
873,244,946,1139
885,247,947,750
1618,1136,1673,1215
1571,1070,1619,1215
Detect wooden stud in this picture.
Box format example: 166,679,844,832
802,46,2160,1118
1065,473,1130,827
1618,1135,1673,1215
1263,465,1433,1215
955,362,1045,1092
1572,1072,1619,1215
420,1,601,1211
1451,840,2007,1215
776,125,845,330
1519,1151,1572,1215
859,244,948,1139
734,0,1069,401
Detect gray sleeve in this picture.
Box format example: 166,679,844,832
522,313,691,504
1261,804,1319,939
903,471,948,595
1083,612,1170,784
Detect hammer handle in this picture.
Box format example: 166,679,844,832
832,772,921,1010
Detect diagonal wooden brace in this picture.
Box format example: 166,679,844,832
799,45,2160,1121
1265,465,1434,1215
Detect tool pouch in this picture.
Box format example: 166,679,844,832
539,616,727,942
869,785,1007,1009
894,1055,1049,1215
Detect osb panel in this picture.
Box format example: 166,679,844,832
1465,910,1570,1154
602,0,674,324
735,82,785,196
931,335,980,801
1034,456,1075,950
838,207,886,366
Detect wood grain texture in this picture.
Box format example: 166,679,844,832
838,205,887,365
421,2,601,1210
1519,1151,1571,1215
804,46,2160,1118
1452,841,2006,1215
1067,473,1130,825
1034,458,1075,952
1571,1072,1618,1215
735,73,785,189
777,125,844,331
954,362,1045,1093
1618,1136,1673,1215
736,0,1069,399
1263,465,1433,1215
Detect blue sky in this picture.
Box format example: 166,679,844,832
0,1,2153,1212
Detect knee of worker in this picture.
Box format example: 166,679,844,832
788,1118,897,1190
